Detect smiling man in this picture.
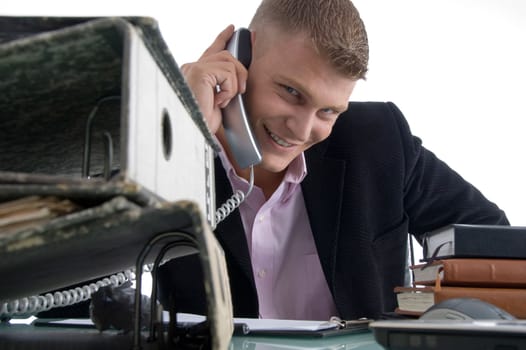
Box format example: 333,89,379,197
158,0,508,320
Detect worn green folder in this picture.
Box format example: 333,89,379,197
0,16,231,350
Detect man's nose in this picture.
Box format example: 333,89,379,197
285,109,316,143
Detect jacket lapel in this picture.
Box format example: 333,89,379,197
213,158,255,283
302,144,346,290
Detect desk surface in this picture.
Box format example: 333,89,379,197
231,332,382,349
0,323,384,350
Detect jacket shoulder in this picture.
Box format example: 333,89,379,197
337,101,409,134
317,101,418,159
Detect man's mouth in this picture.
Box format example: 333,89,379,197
264,126,293,147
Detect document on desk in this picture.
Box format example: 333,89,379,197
178,312,333,331
177,312,371,337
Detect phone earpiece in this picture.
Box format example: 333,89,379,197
221,28,262,169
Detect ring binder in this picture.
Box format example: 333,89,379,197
0,16,234,349
81,95,121,179
0,16,216,227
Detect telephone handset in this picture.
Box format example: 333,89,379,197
221,28,262,169
212,28,260,225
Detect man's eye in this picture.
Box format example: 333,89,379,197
284,85,300,96
318,108,341,120
320,107,335,114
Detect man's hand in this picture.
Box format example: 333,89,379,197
181,25,248,134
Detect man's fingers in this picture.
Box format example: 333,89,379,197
198,25,248,95
201,24,235,58
213,66,238,106
180,24,248,133
183,60,240,107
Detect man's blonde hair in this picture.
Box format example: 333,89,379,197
249,0,369,80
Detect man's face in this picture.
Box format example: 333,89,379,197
244,28,357,173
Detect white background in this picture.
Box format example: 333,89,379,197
4,0,525,229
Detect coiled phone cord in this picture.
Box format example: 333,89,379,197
0,269,136,320
214,165,255,225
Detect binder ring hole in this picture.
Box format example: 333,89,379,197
162,109,172,161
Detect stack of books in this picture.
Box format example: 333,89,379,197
394,224,526,318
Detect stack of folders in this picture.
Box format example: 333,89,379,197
394,224,526,318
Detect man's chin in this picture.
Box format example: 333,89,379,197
257,157,290,174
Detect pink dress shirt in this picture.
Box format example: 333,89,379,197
217,148,338,320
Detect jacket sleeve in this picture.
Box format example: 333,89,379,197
388,102,509,241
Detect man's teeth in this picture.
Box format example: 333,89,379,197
268,129,292,147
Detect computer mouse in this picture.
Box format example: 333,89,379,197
419,298,516,321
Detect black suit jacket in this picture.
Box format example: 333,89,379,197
158,102,508,319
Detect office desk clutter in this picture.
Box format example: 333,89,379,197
394,224,526,318
0,16,232,350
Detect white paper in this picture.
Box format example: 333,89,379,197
176,312,339,332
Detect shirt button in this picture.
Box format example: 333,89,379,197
257,269,267,278
259,215,265,222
